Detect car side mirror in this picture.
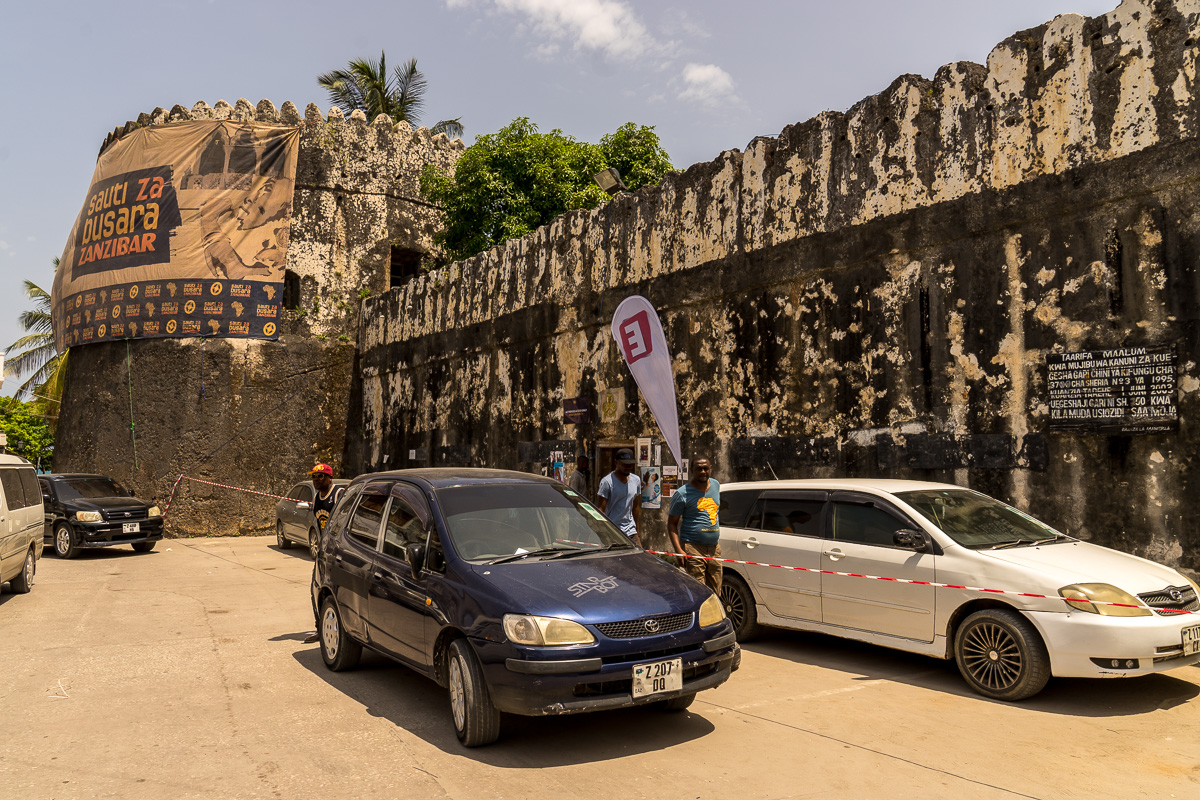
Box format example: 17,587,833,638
893,529,928,551
405,542,427,574
296,501,312,510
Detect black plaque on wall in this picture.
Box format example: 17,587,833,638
1047,346,1178,434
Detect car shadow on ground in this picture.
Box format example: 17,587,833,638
266,543,314,561
745,628,1199,716
290,644,717,763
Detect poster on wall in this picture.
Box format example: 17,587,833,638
636,437,652,468
662,465,679,498
52,120,301,352
641,467,662,509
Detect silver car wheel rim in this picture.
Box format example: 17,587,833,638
23,552,34,585
309,530,319,558
961,621,1021,691
56,528,69,554
449,657,466,730
322,606,339,659
720,583,744,629
277,523,285,546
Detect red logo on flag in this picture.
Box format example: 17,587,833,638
618,310,653,364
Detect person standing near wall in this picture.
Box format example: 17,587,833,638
667,456,722,594
310,463,345,535
597,449,642,547
568,452,591,501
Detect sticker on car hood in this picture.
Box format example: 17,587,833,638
568,576,619,597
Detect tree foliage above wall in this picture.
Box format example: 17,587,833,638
420,118,673,263
0,396,54,470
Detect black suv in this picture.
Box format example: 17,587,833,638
40,474,164,558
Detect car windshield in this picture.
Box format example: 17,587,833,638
56,477,128,500
435,482,633,563
895,489,1069,549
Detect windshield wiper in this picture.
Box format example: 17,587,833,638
488,547,567,564
545,542,633,559
992,537,1059,549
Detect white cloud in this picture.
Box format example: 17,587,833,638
678,63,737,107
454,0,656,61
0,240,9,250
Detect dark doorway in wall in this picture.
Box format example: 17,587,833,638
282,270,301,309
390,246,423,289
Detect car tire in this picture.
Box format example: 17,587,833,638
54,523,78,559
308,527,320,560
131,541,155,553
276,521,292,549
954,608,1051,701
658,692,696,712
447,638,501,747
9,548,35,593
720,573,760,642
319,596,361,672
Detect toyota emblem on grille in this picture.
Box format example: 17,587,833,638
644,619,661,633
1169,588,1184,603
124,512,131,518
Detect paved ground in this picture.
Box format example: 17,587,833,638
1,536,1198,799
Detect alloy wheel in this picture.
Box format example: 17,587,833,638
22,552,34,586
449,657,466,730
56,527,70,555
960,620,1022,692
720,582,746,631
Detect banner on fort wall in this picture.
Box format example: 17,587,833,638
52,120,301,352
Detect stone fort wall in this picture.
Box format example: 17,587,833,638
355,0,1200,575
56,100,462,535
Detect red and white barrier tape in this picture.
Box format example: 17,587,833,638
645,549,1197,616
156,474,1196,616
162,474,303,519
180,475,292,502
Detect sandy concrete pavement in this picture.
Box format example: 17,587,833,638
1,536,1197,799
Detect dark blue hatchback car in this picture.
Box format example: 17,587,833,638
311,469,739,746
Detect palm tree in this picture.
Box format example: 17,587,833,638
4,259,68,416
318,52,464,139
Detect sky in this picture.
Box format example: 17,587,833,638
0,0,1123,396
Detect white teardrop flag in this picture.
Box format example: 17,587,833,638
611,296,681,466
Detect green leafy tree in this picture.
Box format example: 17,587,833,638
0,396,54,470
421,118,674,262
600,123,674,193
318,52,463,139
5,261,68,421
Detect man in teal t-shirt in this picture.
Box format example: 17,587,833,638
667,456,722,593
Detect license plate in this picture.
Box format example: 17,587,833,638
122,522,140,533
1184,625,1200,657
632,657,682,698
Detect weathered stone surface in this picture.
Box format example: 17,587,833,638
58,95,463,536
352,0,1200,572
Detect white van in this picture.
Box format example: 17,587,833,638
0,454,44,594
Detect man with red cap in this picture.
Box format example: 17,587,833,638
309,463,344,536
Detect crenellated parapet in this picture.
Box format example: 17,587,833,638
366,0,1200,347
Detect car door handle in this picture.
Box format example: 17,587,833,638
745,537,759,548
823,548,845,560
373,572,383,580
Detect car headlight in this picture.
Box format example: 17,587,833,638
74,511,102,522
1059,583,1152,617
148,506,162,517
502,614,595,646
699,593,726,627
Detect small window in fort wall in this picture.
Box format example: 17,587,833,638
282,270,301,309
390,246,423,290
